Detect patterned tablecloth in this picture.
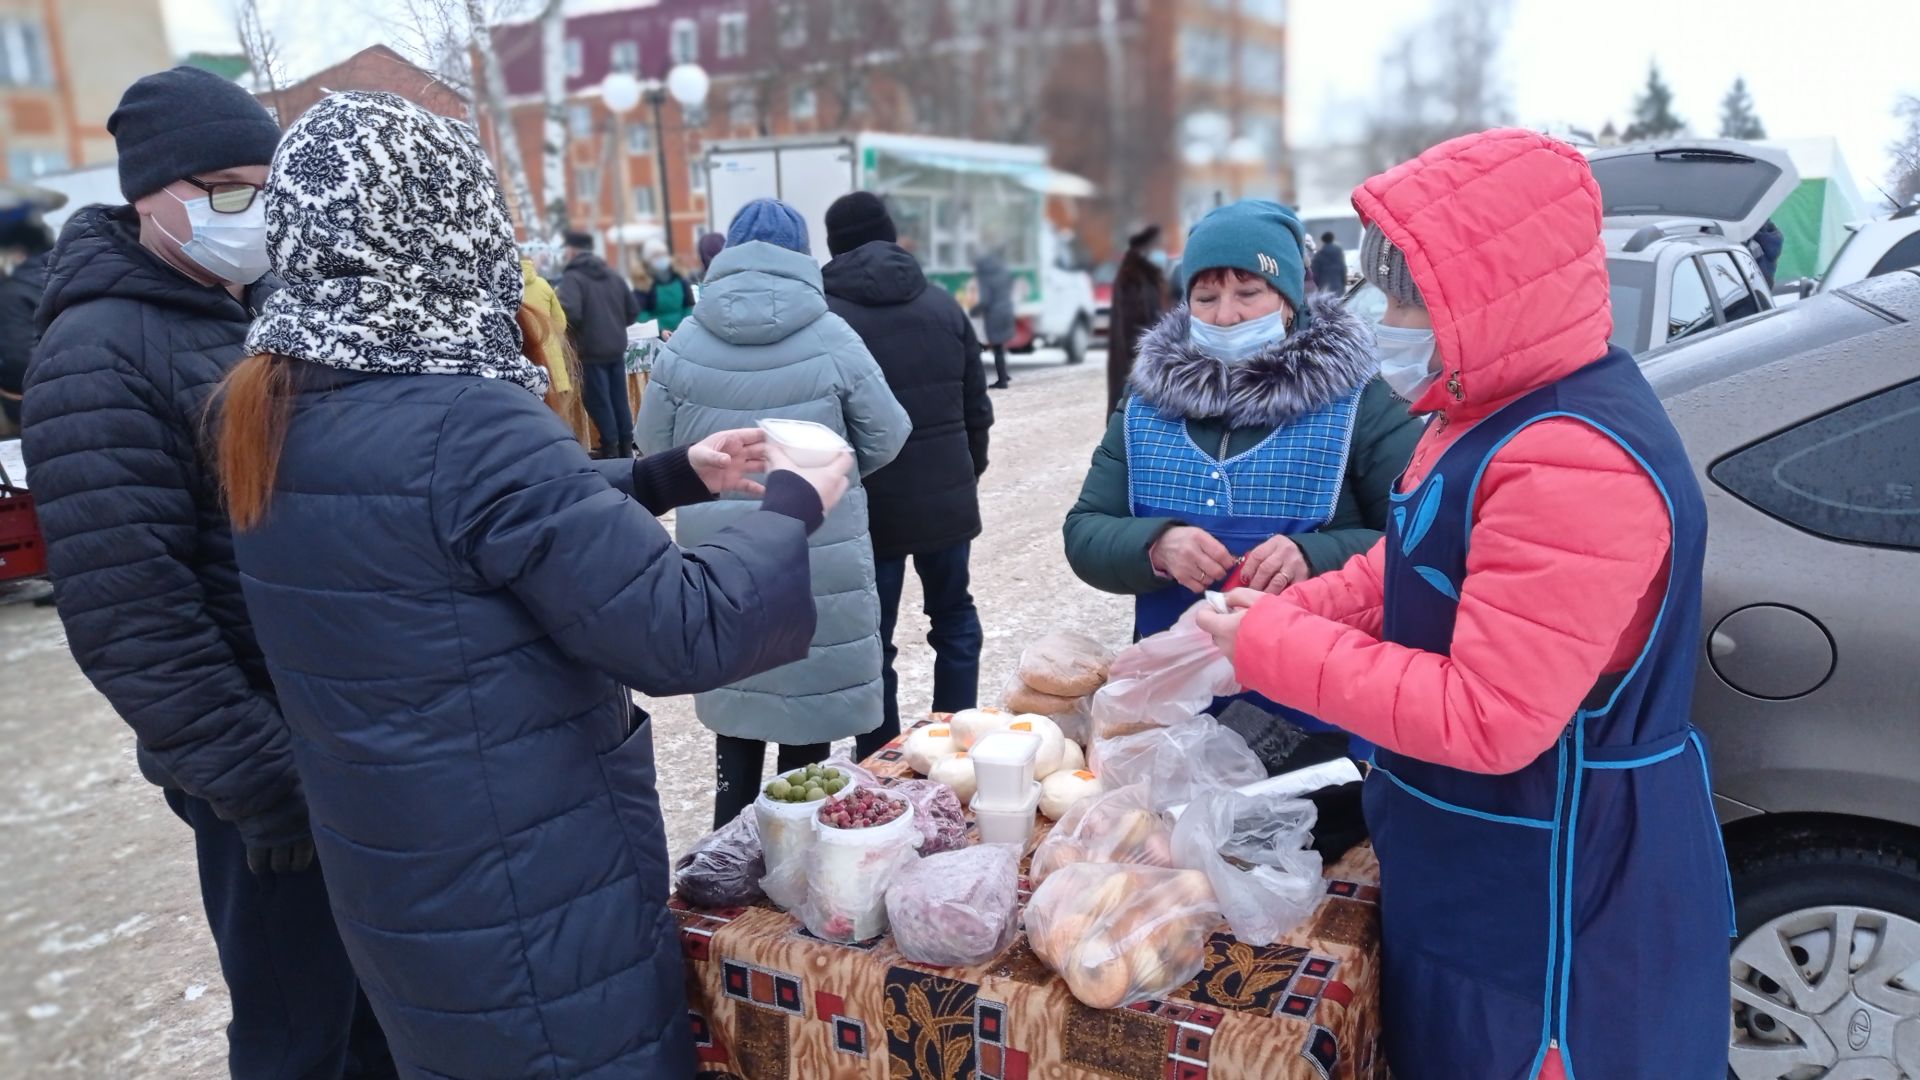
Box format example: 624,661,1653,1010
674,722,1385,1080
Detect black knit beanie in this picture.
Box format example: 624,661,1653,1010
108,67,283,202
825,191,897,257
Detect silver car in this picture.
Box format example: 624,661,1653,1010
1643,268,1920,1079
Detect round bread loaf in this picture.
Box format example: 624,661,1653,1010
1018,631,1115,698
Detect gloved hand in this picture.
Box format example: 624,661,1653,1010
246,837,316,876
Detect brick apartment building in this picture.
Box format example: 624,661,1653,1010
0,0,173,183
491,0,1290,269
261,45,471,130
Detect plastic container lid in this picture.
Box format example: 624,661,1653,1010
757,418,853,467
971,781,1042,849
971,731,1040,807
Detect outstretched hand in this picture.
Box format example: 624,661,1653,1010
1193,588,1270,664
690,429,772,496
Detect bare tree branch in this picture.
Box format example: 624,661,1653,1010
235,0,287,126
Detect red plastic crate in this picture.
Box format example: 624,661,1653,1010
0,482,46,581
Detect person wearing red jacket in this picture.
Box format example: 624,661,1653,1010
1197,130,1731,1079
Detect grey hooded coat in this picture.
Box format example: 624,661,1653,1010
638,241,912,743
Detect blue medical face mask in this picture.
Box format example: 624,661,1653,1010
1374,323,1440,402
1188,308,1288,363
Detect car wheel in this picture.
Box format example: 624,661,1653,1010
1064,316,1090,365
1727,839,1920,1080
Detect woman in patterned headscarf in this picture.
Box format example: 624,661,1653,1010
211,92,854,1078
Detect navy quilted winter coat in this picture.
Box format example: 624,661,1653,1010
22,205,307,848
231,361,817,1078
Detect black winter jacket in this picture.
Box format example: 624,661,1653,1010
21,205,306,849
555,253,640,364
1,251,48,402
825,240,992,558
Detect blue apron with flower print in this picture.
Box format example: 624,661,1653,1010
1366,347,1730,1080
1124,391,1361,736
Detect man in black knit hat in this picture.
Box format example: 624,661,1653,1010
21,68,393,1078
821,191,994,756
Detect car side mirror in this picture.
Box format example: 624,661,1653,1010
1773,277,1817,300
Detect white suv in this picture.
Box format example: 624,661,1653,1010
1587,140,1800,354
1813,202,1920,295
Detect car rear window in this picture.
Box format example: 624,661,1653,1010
1591,150,1783,223
1710,378,1920,551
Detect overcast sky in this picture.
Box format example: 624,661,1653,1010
160,0,1919,195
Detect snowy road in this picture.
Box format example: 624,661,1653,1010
0,351,1129,1077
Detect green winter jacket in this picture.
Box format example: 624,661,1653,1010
1064,298,1421,596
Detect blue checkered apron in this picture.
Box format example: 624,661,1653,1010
1124,391,1360,735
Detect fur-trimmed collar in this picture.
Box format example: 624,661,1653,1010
1129,295,1377,427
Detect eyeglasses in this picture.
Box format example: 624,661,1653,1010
181,176,263,214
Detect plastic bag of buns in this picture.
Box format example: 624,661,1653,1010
1091,716,1265,811
1018,631,1115,699
1024,862,1223,1009
1170,788,1323,946
1000,672,1091,745
1028,783,1175,885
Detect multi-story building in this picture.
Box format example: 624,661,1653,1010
261,45,471,130
0,0,173,183
490,0,1290,266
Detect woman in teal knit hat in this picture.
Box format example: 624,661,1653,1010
1063,199,1421,736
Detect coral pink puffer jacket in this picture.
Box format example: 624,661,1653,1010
1239,146,1678,843
1234,125,1675,1080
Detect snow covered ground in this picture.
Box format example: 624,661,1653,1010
0,351,1128,1077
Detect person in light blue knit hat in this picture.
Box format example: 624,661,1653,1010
641,193,915,828
726,197,811,256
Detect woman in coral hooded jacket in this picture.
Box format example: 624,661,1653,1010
1198,130,1731,1079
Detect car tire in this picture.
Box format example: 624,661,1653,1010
1064,316,1089,366
1726,832,1920,1080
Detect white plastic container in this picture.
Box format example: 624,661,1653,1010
972,782,1043,849
971,731,1041,807
757,418,853,467
805,793,920,941
756,791,830,889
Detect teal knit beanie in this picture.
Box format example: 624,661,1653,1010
1181,199,1309,322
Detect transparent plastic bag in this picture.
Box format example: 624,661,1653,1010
1024,862,1224,1009
756,755,879,912
1170,789,1323,945
674,804,765,908
1089,624,1240,741
1029,783,1175,885
889,779,971,854
1090,716,1265,811
885,845,1021,967
1017,631,1116,698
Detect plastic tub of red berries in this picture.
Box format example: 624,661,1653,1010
799,787,923,942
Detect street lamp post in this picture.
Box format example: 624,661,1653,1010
600,73,644,274
646,62,710,259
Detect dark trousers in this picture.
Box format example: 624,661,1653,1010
580,361,633,453
165,790,395,1080
990,345,1010,386
713,735,830,828
862,543,983,761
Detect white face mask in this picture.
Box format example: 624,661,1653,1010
1374,323,1440,402
1188,307,1288,363
650,256,673,277
156,190,271,285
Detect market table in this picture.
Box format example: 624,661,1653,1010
673,721,1385,1080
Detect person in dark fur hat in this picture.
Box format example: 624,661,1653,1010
1063,199,1421,740
1105,223,1169,415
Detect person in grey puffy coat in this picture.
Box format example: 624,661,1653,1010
638,199,912,827
971,247,1017,389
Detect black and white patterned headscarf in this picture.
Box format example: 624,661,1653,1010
246,92,546,395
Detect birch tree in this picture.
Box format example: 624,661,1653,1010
538,0,570,239
463,0,540,232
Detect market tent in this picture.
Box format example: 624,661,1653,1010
1758,138,1873,282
